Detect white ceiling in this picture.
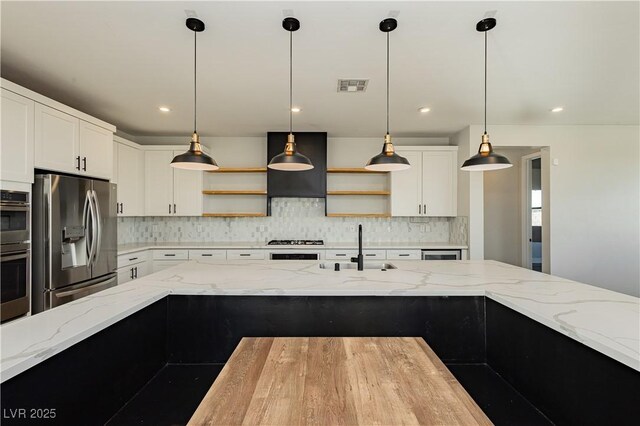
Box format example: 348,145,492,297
1,1,638,139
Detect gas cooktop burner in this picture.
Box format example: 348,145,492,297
267,240,324,246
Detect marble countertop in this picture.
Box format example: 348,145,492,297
117,241,467,255
1,260,638,383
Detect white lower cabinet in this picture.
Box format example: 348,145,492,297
325,250,386,260
189,250,227,260
386,250,421,260
116,251,150,284
151,249,189,272
227,250,265,260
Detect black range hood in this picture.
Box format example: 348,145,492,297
267,132,327,200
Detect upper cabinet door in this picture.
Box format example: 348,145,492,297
117,142,145,216
144,150,174,216
172,150,203,216
34,103,80,174
422,151,457,217
79,121,112,180
1,89,34,183
390,151,423,217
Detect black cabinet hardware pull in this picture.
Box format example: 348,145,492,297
239,254,250,257
82,157,87,171
202,254,212,257
366,254,375,256
130,268,134,279
336,254,346,257
76,156,81,170
164,254,176,257
134,267,138,278
169,204,171,214
173,204,176,214
419,204,422,214
399,254,410,257
129,257,138,261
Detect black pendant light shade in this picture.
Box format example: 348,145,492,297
461,18,512,172
365,18,410,172
365,134,411,171
171,18,219,171
268,17,313,172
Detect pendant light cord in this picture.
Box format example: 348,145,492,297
289,30,293,135
484,30,487,135
194,30,197,134
386,32,390,135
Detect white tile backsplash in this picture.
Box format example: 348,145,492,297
118,198,467,245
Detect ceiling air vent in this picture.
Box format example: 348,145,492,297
337,79,368,93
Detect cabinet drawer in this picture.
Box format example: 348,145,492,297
386,249,421,260
189,249,227,260
152,249,189,260
363,250,386,259
117,251,149,269
227,250,265,260
325,249,358,260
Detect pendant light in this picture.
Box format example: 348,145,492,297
461,18,512,172
365,18,410,172
268,17,313,171
171,18,219,171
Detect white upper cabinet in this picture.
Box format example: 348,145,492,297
79,121,112,179
4,79,115,181
389,151,423,216
391,147,457,217
421,150,457,216
115,138,145,216
144,149,203,217
1,89,35,183
145,150,174,216
172,150,203,216
34,103,80,175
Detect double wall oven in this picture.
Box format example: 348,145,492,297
1,190,31,323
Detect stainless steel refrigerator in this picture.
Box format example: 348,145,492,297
32,174,117,314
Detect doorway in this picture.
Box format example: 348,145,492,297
521,153,543,271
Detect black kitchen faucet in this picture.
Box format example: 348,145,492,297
351,224,364,271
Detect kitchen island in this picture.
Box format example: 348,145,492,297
1,260,638,425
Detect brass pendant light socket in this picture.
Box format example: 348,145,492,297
383,134,395,156
284,134,296,155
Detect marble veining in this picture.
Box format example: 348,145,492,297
1,260,638,382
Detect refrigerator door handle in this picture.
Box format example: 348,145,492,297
91,190,102,264
83,190,95,267
87,190,98,267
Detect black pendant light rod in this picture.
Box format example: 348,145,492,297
484,30,487,135
289,29,293,135
386,31,390,135
194,29,197,133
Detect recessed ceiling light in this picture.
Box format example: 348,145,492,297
550,107,564,113
419,107,431,113
158,106,171,112
291,107,301,112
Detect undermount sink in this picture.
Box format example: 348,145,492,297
319,262,397,271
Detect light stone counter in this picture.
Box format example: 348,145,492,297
1,260,638,382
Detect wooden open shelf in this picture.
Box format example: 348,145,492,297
207,167,267,173
326,213,391,218
202,213,267,217
327,190,390,196
203,190,267,195
327,168,388,174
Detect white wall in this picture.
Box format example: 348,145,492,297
457,124,640,297
483,147,538,267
